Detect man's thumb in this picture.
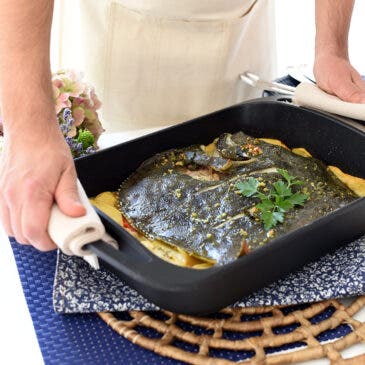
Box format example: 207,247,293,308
55,173,86,217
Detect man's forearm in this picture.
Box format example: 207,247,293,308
0,0,55,137
315,0,354,59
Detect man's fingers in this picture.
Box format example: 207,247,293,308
21,191,56,251
314,56,365,104
351,71,365,96
0,198,14,237
343,88,365,103
4,185,29,244
55,168,86,217
349,92,365,104
9,207,29,244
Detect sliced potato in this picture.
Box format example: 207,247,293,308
94,191,118,207
192,262,214,269
328,166,365,197
292,147,312,158
259,138,289,150
138,237,189,267
91,200,122,223
204,141,217,156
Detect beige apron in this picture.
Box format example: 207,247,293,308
55,0,276,132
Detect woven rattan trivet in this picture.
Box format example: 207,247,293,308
99,296,365,364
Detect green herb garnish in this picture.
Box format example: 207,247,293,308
236,169,309,230
236,178,259,197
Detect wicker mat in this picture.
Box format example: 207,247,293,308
99,296,365,364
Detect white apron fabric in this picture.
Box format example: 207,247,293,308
54,0,276,132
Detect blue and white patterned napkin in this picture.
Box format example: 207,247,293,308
53,235,365,313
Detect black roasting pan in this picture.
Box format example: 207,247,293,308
75,98,365,315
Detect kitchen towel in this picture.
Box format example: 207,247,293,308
293,82,365,121
48,180,118,269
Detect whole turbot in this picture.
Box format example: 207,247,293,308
119,132,357,265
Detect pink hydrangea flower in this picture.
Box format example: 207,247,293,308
0,69,103,154
72,106,85,126
52,69,104,146
54,92,71,114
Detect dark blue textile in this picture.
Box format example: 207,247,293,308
9,235,357,364
10,239,182,365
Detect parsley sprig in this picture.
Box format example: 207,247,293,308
235,169,309,230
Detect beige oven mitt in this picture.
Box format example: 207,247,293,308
293,82,365,121
48,180,118,269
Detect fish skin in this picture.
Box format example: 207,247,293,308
119,132,355,265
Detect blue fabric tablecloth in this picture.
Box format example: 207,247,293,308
11,237,358,364
10,239,182,365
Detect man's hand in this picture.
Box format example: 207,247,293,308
0,0,87,251
0,126,86,251
314,0,365,103
314,54,365,103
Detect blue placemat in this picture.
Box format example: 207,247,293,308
10,237,358,364
10,238,182,365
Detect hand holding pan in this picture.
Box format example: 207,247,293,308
47,180,118,269
241,71,365,123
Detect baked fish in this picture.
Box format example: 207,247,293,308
119,132,358,265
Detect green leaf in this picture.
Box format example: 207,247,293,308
236,169,308,231
273,211,285,223
255,191,270,201
290,180,305,186
236,178,259,197
256,199,275,211
273,180,292,197
261,211,284,230
286,192,309,206
276,197,294,212
277,168,293,184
